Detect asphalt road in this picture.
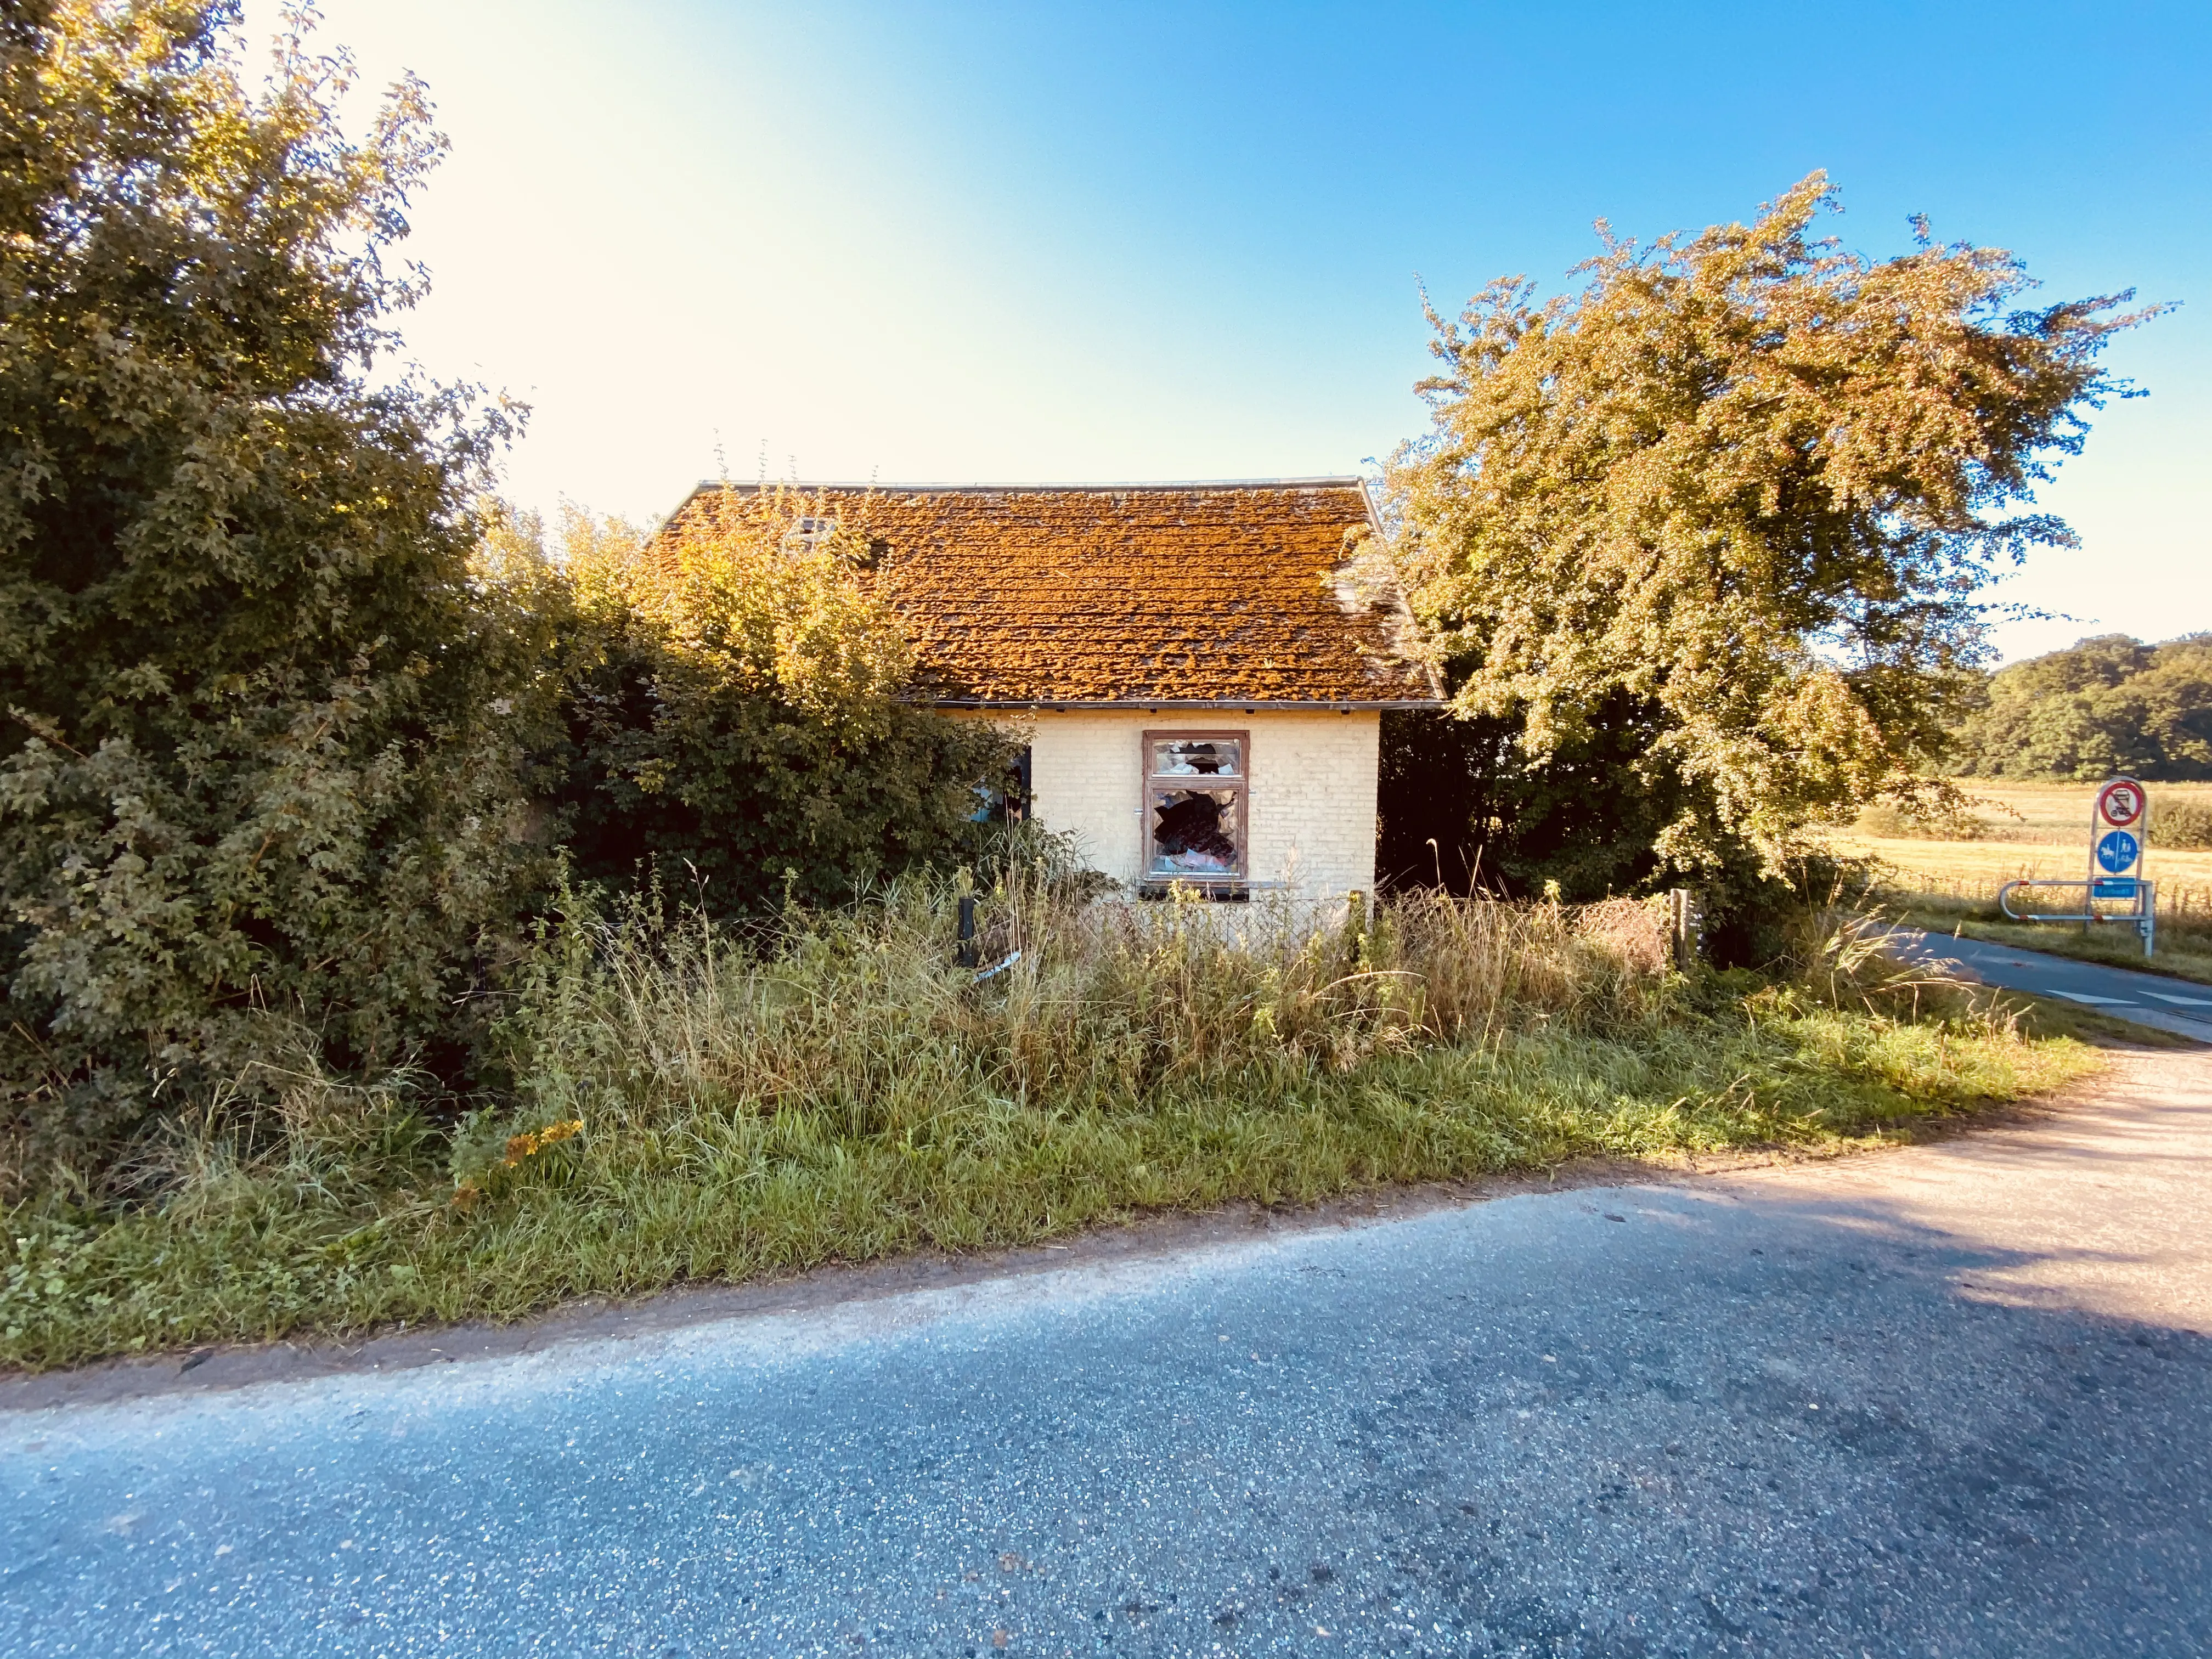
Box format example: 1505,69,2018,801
4,1051,2210,1658
1888,926,2212,1041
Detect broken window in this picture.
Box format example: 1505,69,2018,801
972,746,1032,823
1150,737,1242,778
1143,730,1247,896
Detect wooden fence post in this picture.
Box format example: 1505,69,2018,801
1668,889,1701,970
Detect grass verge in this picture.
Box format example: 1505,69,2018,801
2,884,2103,1372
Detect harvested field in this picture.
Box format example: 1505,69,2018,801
1832,780,2212,922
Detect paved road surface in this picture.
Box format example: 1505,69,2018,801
1888,926,2212,1041
4,1052,2210,1658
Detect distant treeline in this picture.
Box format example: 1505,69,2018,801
1953,634,2212,780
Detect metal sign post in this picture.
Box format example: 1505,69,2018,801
2091,777,2152,955
1997,776,2156,957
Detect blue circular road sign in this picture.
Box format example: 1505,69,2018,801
2096,830,2141,873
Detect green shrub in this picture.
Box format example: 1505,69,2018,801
2151,799,2212,850
0,4,1024,1197
1853,803,1911,838
518,496,1022,921
0,5,541,1189
1851,802,1990,841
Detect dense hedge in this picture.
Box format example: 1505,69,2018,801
0,8,1013,1193
518,499,1017,922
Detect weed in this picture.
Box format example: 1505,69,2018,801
0,877,2097,1370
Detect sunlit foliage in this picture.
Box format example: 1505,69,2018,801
0,1,537,1177
1389,173,2160,901
517,491,1017,919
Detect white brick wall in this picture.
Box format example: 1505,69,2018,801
959,710,1380,898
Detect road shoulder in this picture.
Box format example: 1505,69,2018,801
6,1034,2187,1414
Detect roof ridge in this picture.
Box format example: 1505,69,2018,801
690,476,1366,494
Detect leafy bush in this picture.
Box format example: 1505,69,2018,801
0,4,540,1188
1850,802,1991,841
1377,704,1695,901
1376,709,1895,968
0,6,1031,1198
516,494,1022,921
1852,804,1911,838
2151,799,2212,850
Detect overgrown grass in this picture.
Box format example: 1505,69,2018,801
1,880,2100,1372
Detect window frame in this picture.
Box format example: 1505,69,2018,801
1138,727,1250,899
972,744,1031,825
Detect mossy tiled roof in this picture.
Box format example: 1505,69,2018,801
656,479,1439,707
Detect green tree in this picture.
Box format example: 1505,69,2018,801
0,1,532,1182
1953,633,2212,779
524,493,1018,919
1388,173,2159,928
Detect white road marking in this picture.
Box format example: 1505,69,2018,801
2050,992,2138,1007
2144,991,2212,1007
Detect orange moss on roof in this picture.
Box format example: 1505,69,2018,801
654,482,1439,706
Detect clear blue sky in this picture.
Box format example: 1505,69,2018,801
266,0,2209,662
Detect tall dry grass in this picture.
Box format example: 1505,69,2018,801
2,873,2100,1370
484,876,1677,1154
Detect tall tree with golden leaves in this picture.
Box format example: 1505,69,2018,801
1387,175,2159,920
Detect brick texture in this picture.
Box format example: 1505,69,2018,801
968,711,1380,896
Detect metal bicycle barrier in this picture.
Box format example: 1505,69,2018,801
1997,877,2157,958
1988,776,2159,960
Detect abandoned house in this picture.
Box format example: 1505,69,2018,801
653,478,1442,900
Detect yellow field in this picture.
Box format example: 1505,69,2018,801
1832,834,2212,886
1831,780,2212,923
1935,780,2212,845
